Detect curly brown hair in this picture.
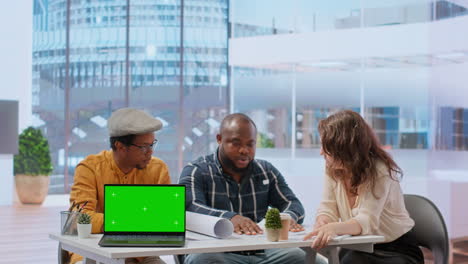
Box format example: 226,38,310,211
318,110,402,197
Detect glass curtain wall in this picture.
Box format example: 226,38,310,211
33,0,67,193
233,67,293,152
31,0,468,193
32,0,229,193
180,0,229,165
128,0,182,178
229,1,468,225
67,0,128,191
230,0,467,162
232,0,467,37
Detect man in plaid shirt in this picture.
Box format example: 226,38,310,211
179,113,316,264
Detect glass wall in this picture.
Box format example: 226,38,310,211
33,0,67,193
66,0,128,193
32,0,229,193
128,0,182,177
180,0,229,165
229,1,468,233
32,0,468,194
233,67,293,150
230,0,468,157
232,0,467,37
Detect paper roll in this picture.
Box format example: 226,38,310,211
186,211,234,238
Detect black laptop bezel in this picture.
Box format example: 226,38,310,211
102,184,186,237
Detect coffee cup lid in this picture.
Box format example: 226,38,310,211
280,213,292,220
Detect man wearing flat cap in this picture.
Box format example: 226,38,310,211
69,108,170,264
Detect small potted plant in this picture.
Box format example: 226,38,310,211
77,213,92,238
14,126,53,204
265,208,282,242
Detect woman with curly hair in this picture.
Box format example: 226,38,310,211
304,110,423,264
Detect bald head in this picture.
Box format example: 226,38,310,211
216,113,257,175
219,113,257,135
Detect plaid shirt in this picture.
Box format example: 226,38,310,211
178,150,305,223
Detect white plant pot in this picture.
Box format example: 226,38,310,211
266,228,281,242
77,224,91,239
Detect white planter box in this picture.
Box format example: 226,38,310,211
77,224,91,239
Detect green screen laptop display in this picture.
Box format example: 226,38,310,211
104,185,185,232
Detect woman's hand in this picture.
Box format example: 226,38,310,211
304,222,340,250
313,215,333,230
304,219,361,250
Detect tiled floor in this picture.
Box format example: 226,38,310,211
2,195,468,264
0,203,65,263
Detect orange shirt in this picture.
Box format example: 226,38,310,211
69,150,171,263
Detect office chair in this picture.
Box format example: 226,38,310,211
404,194,449,264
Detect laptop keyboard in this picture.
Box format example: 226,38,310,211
106,235,183,242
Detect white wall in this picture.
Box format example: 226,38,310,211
0,2,33,205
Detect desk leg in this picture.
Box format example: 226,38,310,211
320,246,339,264
302,246,341,264
300,247,317,264
61,243,125,264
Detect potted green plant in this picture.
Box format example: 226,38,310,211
14,126,53,204
265,208,282,242
77,213,92,238
257,132,275,148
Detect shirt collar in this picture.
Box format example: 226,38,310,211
107,149,130,177
214,148,223,172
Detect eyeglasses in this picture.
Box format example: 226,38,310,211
129,139,158,154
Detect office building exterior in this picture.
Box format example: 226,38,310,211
33,0,229,193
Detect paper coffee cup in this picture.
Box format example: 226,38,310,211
279,213,291,240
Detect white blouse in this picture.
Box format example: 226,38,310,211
316,162,414,243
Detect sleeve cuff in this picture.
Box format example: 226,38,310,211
220,211,237,220
353,215,369,235
283,210,299,223
316,212,339,223
91,213,104,234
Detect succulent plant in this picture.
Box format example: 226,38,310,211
78,213,91,225
265,208,282,229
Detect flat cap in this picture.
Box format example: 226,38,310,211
108,108,163,137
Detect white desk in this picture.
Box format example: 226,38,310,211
50,231,384,264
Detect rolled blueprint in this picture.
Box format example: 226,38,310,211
186,211,234,238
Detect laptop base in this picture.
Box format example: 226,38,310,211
98,235,185,247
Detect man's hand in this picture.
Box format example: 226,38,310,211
231,215,263,235
289,219,305,232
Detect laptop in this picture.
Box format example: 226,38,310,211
98,184,186,247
